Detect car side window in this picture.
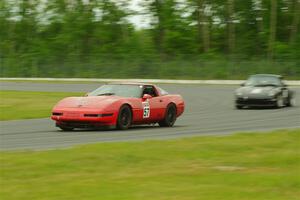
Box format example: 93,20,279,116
142,86,158,97
279,78,286,87
157,87,169,95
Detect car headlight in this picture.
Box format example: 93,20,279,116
268,90,276,97
236,91,243,96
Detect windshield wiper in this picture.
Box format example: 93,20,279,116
97,93,115,96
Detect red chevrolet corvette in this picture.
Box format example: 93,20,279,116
51,83,185,130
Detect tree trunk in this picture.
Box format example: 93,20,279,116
155,0,165,54
256,0,264,34
202,3,210,53
268,0,277,60
227,0,235,54
196,0,210,53
196,0,203,52
289,0,300,44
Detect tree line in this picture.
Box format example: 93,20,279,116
0,0,299,79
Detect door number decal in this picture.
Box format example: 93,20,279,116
142,101,150,118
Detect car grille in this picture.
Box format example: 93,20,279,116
60,121,100,128
236,98,275,105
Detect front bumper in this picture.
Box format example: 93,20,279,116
236,97,277,107
55,121,116,129
51,110,117,127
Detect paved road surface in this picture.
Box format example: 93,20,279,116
1,82,299,150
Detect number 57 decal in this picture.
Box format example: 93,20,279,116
142,101,150,118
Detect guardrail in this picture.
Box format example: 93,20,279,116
1,78,300,86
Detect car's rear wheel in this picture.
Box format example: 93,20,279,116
159,104,177,127
276,95,284,108
117,105,132,130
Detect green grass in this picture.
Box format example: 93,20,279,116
1,129,299,200
0,91,83,121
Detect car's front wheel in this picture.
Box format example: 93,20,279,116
117,105,132,130
58,126,74,131
276,95,284,108
235,105,243,109
287,96,296,107
159,104,177,127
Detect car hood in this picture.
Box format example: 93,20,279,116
53,96,124,110
236,86,279,96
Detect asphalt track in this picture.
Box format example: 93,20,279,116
1,82,300,150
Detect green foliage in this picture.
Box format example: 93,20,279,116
0,0,299,79
1,129,300,199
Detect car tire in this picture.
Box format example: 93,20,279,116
117,105,132,130
287,96,296,107
276,95,284,108
236,105,243,109
58,126,74,131
159,104,177,127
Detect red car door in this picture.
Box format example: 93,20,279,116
141,86,165,122
148,96,165,121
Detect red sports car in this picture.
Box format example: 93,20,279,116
51,83,185,131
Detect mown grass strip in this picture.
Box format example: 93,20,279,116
0,129,299,200
0,90,83,121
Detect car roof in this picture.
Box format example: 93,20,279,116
106,82,155,86
251,74,282,78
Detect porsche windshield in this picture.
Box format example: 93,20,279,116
88,84,142,98
245,76,282,87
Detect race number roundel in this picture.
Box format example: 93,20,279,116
142,101,150,118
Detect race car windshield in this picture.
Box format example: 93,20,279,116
88,84,142,98
245,76,282,87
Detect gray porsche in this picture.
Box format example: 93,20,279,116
235,74,296,109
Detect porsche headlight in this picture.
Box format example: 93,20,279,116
268,90,276,97
236,91,243,96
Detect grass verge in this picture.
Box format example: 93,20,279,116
1,129,299,200
0,90,83,121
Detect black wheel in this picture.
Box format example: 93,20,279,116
159,104,177,127
236,105,243,109
117,105,132,130
286,96,296,107
276,95,284,108
58,126,74,131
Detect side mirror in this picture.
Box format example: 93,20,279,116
142,94,152,100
